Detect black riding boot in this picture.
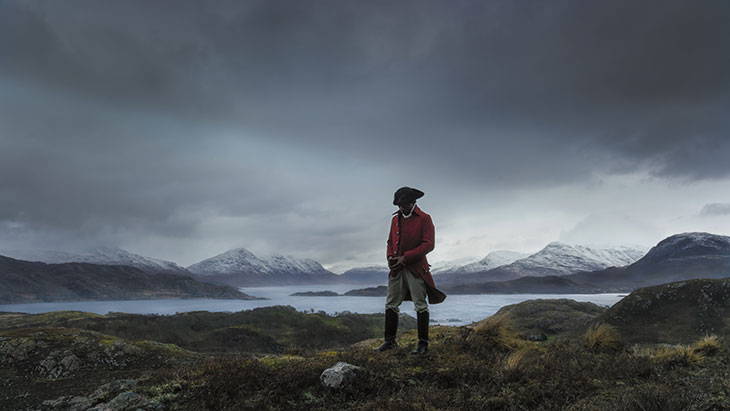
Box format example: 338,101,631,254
411,311,429,355
374,309,399,351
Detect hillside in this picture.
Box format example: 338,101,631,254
588,278,730,344
0,255,255,303
569,232,730,289
475,299,608,340
0,307,416,410
0,306,415,353
3,298,730,410
0,247,190,275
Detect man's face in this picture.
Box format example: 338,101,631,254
398,202,415,214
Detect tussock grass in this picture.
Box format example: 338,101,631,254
652,345,704,368
469,318,523,352
642,335,724,369
584,323,623,353
503,346,541,373
691,334,724,356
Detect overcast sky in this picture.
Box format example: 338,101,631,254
1,0,729,271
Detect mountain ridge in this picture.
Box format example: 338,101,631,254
0,247,189,275
0,255,257,303
568,232,730,289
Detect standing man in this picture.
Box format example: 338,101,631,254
375,186,446,355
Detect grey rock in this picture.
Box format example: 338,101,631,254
87,391,163,411
320,361,362,389
97,341,140,368
42,380,140,410
37,351,81,379
42,394,93,411
0,338,37,364
527,333,548,341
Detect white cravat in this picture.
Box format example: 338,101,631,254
402,203,416,218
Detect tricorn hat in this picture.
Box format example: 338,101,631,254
393,187,424,206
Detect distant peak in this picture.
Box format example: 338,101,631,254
663,232,729,241
222,248,257,257
543,242,573,249
655,232,730,248
638,232,730,264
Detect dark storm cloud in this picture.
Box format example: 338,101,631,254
1,0,729,261
2,0,728,176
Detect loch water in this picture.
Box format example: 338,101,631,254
0,284,625,326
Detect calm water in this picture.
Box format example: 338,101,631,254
0,284,626,326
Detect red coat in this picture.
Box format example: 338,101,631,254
387,205,446,304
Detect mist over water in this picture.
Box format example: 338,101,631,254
0,284,625,325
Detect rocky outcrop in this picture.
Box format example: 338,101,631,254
0,337,45,364
37,351,81,379
42,379,162,410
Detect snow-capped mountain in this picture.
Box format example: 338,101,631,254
445,251,530,274
187,248,330,276
439,242,649,287
503,242,648,276
0,247,189,274
186,248,336,286
430,257,480,274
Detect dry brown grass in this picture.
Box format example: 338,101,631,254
469,318,523,352
583,323,623,353
503,346,539,372
652,345,705,368
691,335,724,356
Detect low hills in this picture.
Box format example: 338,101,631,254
0,255,256,303
444,275,604,294
0,246,190,275
473,298,607,340
0,306,416,353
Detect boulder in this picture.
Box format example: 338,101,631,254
320,361,362,389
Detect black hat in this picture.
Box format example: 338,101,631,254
393,187,424,206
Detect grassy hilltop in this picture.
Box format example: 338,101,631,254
2,280,730,410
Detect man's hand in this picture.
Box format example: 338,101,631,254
388,256,406,270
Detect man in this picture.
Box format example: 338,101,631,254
375,186,446,355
